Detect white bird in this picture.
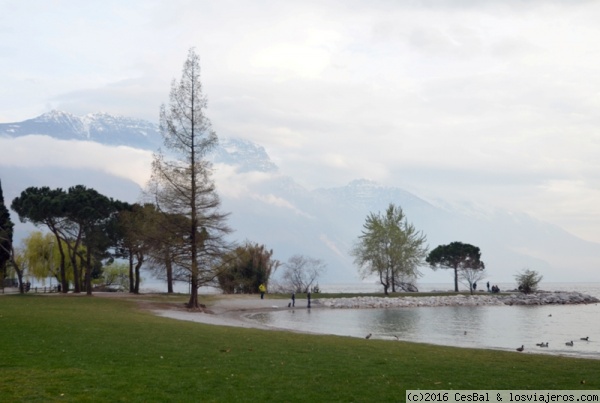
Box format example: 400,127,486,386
365,333,372,339
566,341,574,346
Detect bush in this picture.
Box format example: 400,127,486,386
515,268,543,294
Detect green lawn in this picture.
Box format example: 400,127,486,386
0,294,598,402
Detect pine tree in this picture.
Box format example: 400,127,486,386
0,179,15,286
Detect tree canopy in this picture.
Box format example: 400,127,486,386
216,242,280,294
0,180,14,289
351,203,428,295
515,268,542,294
426,241,485,292
11,185,124,294
280,254,325,294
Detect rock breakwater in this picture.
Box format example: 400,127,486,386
318,292,599,309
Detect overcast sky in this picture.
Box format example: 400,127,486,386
2,0,600,244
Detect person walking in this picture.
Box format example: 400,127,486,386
259,283,266,299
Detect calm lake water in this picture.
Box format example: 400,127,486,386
246,282,600,359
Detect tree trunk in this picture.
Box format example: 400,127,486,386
454,266,459,292
85,248,93,296
165,250,173,293
11,249,25,294
134,254,143,294
187,275,199,308
128,252,135,293
71,234,83,293
53,231,69,293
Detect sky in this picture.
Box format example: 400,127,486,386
1,0,600,245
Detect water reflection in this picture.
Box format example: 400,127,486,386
247,304,600,359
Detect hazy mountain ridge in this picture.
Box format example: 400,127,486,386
213,138,278,173
2,111,600,284
0,110,162,149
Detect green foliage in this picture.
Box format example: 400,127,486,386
115,203,158,293
216,242,280,293
22,232,69,284
426,242,485,292
515,268,543,294
351,203,428,295
0,295,598,402
11,185,124,294
0,179,14,282
97,262,130,291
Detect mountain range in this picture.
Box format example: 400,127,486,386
2,111,599,287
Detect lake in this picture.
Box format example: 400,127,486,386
246,282,600,359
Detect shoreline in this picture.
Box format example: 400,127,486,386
152,291,599,330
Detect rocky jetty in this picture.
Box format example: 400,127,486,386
318,292,599,309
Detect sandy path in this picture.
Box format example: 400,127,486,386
152,295,309,330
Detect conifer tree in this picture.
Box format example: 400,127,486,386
0,180,14,287
150,48,231,308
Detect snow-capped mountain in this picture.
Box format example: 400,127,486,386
0,110,163,149
213,138,278,173
2,111,600,286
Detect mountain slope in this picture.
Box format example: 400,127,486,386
0,110,162,150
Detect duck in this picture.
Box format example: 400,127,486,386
365,333,372,339
516,345,524,352
565,341,574,346
541,342,549,347
535,342,544,347
580,337,589,341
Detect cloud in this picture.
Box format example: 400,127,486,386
212,163,313,218
0,136,153,187
2,0,600,243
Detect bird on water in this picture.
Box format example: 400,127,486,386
516,345,524,352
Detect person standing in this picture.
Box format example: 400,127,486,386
259,283,266,299
307,291,311,309
291,292,295,307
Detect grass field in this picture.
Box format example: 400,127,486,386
1,293,598,402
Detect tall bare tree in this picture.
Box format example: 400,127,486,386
281,254,325,294
150,48,230,308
